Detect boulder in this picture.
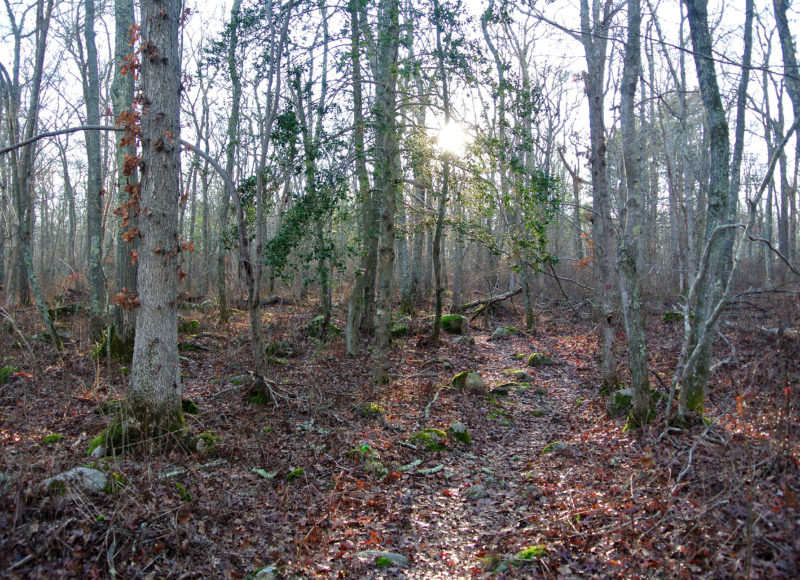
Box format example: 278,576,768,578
447,422,472,445
489,327,510,341
528,353,555,366
441,314,467,335
41,467,108,493
607,388,633,418
354,550,410,568
465,484,488,500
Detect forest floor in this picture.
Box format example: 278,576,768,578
0,292,798,579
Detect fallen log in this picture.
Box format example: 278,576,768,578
457,287,522,319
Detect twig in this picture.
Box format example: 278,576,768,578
6,553,33,572
424,385,448,420
749,236,800,278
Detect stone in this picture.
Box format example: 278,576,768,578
489,327,510,341
41,467,107,493
453,335,475,346
441,314,467,335
464,372,486,394
514,371,533,382
447,422,472,445
528,353,555,366
90,445,106,458
254,565,278,579
465,484,488,500
354,550,410,568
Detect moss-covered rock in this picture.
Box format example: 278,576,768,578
196,431,221,455
181,399,200,415
358,402,386,419
0,365,17,385
42,433,64,444
515,545,548,561
542,441,565,455
441,314,467,335
528,353,555,366
453,335,475,346
307,316,342,339
267,357,289,366
287,467,304,482
178,318,200,335
87,421,127,456
390,324,409,338
451,371,485,394
662,310,682,323
447,422,471,445
489,327,510,341
265,340,293,357
607,388,633,418
410,428,448,451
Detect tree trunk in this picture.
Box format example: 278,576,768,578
345,0,372,355
617,0,650,427
217,0,243,324
126,0,184,440
371,0,401,384
579,0,616,391
111,0,138,359
678,0,735,418
84,0,105,342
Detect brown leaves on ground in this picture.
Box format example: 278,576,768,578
0,295,797,578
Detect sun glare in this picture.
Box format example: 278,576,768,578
437,121,470,157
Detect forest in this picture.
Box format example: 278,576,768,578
0,0,798,577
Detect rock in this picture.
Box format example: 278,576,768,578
447,422,472,445
410,429,448,451
463,372,486,394
489,327,510,341
490,386,509,397
514,371,533,382
41,467,108,493
607,388,633,418
530,408,547,417
307,315,341,339
465,484,488,500
441,314,467,335
90,445,106,458
662,311,682,323
441,360,453,371
453,335,475,346
265,340,293,357
533,387,548,396
254,565,279,579
354,550,410,568
528,353,555,366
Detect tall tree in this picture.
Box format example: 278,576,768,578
216,0,243,324
617,0,650,427
83,0,105,341
125,0,184,441
579,0,617,390
111,0,138,359
371,0,401,383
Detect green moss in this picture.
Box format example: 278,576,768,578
511,353,526,360
178,342,201,352
174,482,192,502
42,433,64,444
181,399,200,415
375,556,393,569
515,545,547,560
358,402,386,419
451,370,470,388
505,326,518,333
533,387,548,396
447,422,472,445
390,324,409,338
47,480,67,495
542,441,562,454
307,316,341,339
441,314,467,335
0,365,17,385
265,341,293,357
501,368,527,376
104,472,125,494
527,353,555,366
662,311,682,323
530,409,546,417
249,391,271,405
178,319,200,335
287,467,304,482
410,428,448,451
87,421,126,456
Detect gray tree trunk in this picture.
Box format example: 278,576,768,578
617,0,650,427
111,0,138,359
217,0,243,324
84,0,105,342
126,0,184,439
579,0,617,390
371,0,401,384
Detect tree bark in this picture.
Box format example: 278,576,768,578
579,0,617,390
371,0,401,384
126,0,184,440
617,0,650,427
